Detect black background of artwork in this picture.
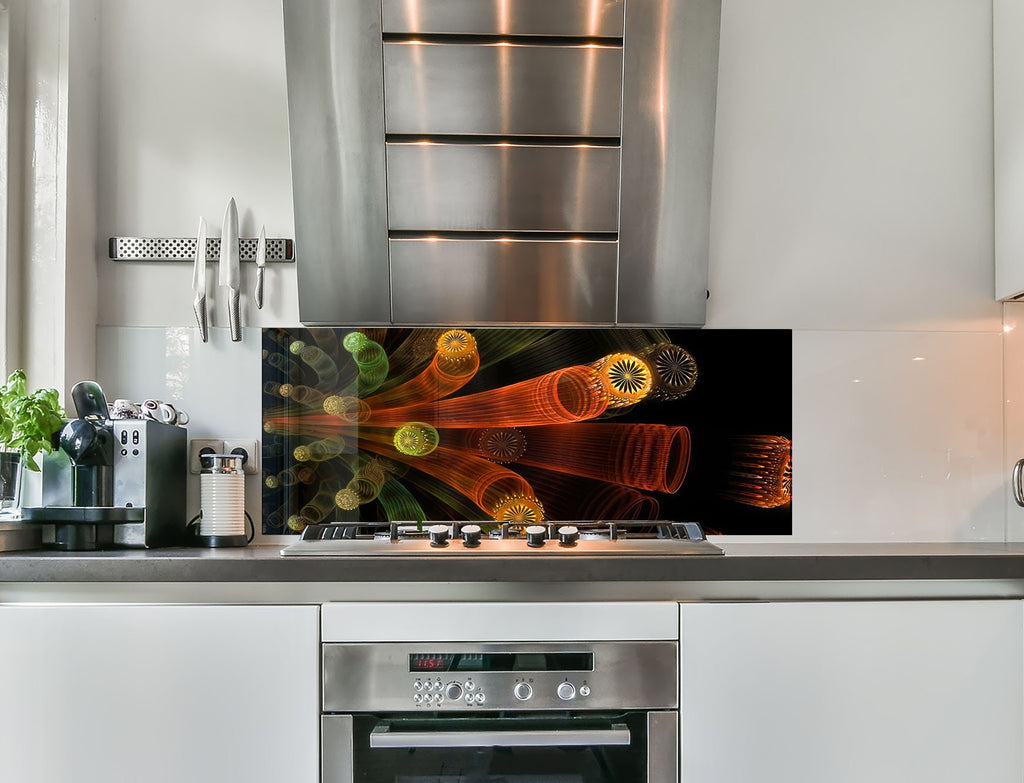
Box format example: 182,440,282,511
261,328,792,536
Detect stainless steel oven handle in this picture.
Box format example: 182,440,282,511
369,723,631,749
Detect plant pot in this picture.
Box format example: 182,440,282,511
0,451,23,518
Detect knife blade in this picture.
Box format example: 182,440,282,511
192,217,209,342
254,224,266,310
219,197,241,342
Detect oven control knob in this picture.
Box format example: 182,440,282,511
461,524,482,548
579,685,591,697
557,682,576,701
514,682,533,701
445,682,464,701
428,524,450,547
525,525,547,548
557,525,579,547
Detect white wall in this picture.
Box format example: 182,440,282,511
92,0,1004,542
96,0,297,328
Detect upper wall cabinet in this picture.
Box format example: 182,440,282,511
996,0,1024,300
283,0,721,326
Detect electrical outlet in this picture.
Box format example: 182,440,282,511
223,438,260,475
189,439,224,474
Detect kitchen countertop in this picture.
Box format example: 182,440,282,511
3,542,1024,603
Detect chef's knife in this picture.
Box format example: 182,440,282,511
219,197,241,342
254,224,266,310
192,216,209,342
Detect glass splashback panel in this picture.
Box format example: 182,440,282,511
261,328,792,535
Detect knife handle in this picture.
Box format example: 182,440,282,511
193,295,209,343
228,289,241,342
255,267,265,310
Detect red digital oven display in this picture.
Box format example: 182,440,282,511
410,654,456,672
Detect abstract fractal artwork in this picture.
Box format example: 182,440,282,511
262,327,792,536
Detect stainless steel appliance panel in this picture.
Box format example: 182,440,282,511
386,143,621,231
111,420,186,547
322,641,678,712
617,0,721,325
381,0,625,37
383,42,623,137
368,723,632,748
322,715,354,783
389,238,617,324
647,712,679,782
283,0,392,325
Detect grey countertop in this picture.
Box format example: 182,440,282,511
3,542,1024,584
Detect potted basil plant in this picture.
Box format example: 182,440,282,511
0,370,65,516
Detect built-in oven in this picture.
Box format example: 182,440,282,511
322,641,678,782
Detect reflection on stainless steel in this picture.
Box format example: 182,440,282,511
647,712,679,782
1014,458,1024,507
323,641,678,712
390,238,617,323
382,0,625,37
384,42,623,137
319,608,680,783
282,520,722,557
369,724,631,748
321,715,355,783
284,0,721,326
283,0,391,325
386,143,621,231
618,0,722,326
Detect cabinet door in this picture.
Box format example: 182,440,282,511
996,0,1024,299
680,601,1023,783
0,604,319,783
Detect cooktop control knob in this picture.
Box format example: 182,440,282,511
513,682,533,701
557,682,576,701
525,525,547,548
557,525,579,547
428,524,450,547
445,682,463,702
461,524,482,548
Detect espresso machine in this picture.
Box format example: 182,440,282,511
22,381,187,550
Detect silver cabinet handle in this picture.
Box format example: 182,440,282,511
369,723,631,749
1014,459,1024,507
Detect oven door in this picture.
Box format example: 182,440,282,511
323,711,677,783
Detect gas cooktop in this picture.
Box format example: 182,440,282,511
279,520,723,557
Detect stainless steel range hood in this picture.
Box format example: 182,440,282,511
283,0,721,326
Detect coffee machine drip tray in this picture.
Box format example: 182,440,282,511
21,507,145,523
20,506,147,551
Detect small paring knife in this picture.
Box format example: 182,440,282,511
254,224,266,310
219,197,241,342
192,217,208,342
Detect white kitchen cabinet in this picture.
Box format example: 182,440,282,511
679,600,1023,783
996,0,1024,299
0,604,319,783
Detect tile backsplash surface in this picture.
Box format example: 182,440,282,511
96,324,1007,544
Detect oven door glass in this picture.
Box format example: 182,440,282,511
340,712,654,783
